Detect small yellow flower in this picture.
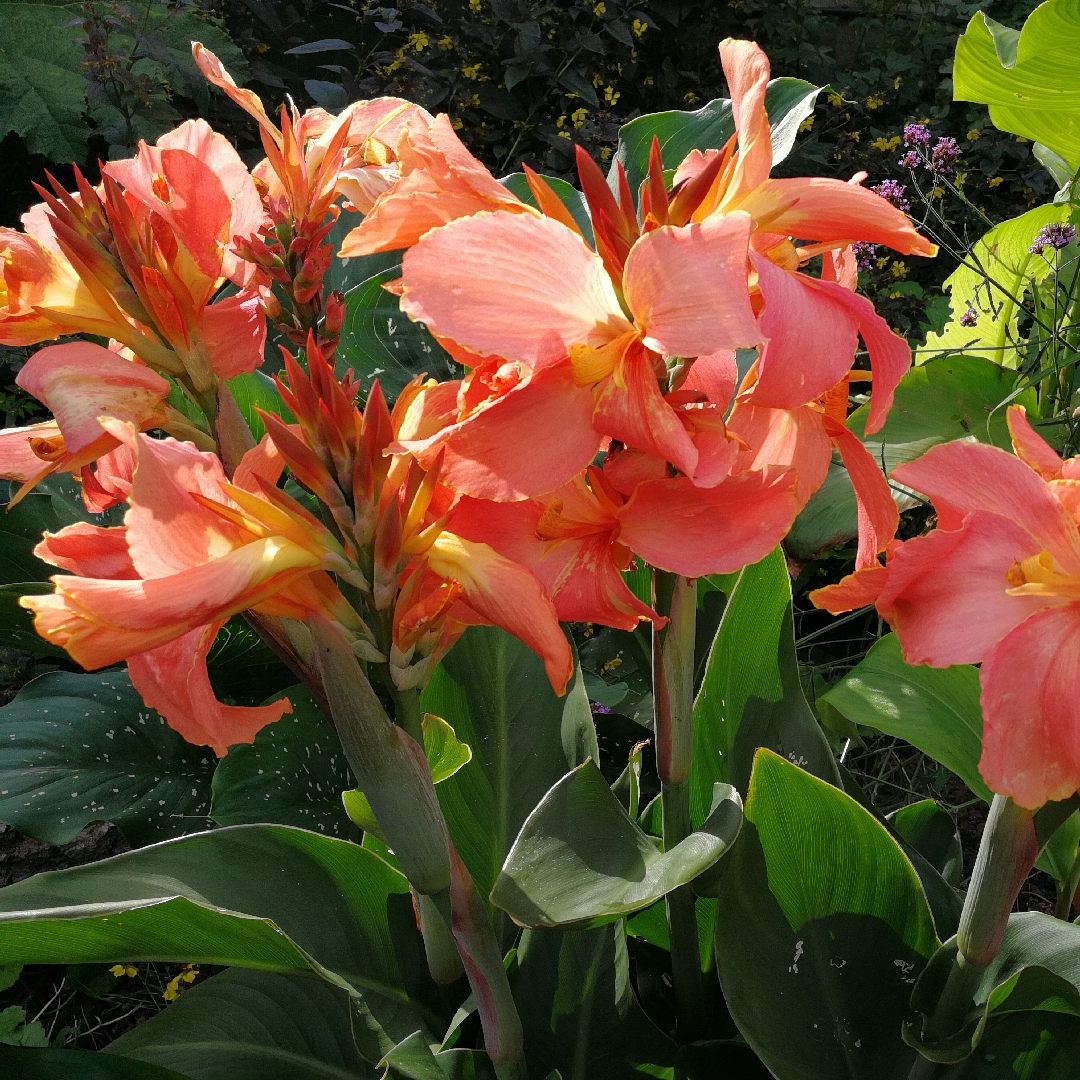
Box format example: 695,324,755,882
799,116,815,132
850,131,861,143
871,135,901,152
469,0,482,11
557,114,567,128
876,255,890,269
256,42,270,54
462,63,483,80
632,18,647,37
955,172,967,186
643,75,655,86
966,128,981,141
593,1,606,13
571,107,588,128
604,86,620,105
932,185,945,197
866,94,884,110
593,73,604,88
891,261,908,279
163,965,199,1002
684,91,699,105
600,146,613,160
110,964,138,978
452,117,464,130
828,92,844,107
728,0,744,8
439,35,454,50
408,31,429,52
558,131,572,140
988,175,1004,188
602,656,623,673
894,75,902,89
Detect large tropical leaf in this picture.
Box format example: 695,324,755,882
0,670,216,846
0,1047,189,1078
420,627,598,947
492,761,742,926
953,4,1080,170
821,634,993,802
714,749,939,1080
106,968,379,1080
689,548,838,825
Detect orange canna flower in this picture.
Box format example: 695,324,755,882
812,407,1080,810
22,422,367,754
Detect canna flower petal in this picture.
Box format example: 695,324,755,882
17,341,169,465
810,563,890,614
683,349,739,411
1006,404,1069,479
592,343,699,476
0,421,63,483
734,177,937,256
423,532,572,694
892,440,1080,573
199,286,268,378
622,212,762,355
35,522,137,579
397,362,601,501
79,443,137,513
339,114,534,257
192,43,280,144
399,211,627,367
718,37,774,202
824,416,899,570
979,604,1080,809
22,535,322,670
875,510,1054,667
618,467,799,577
127,623,292,756
748,253,860,411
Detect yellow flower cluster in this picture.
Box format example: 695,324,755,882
866,94,884,110
163,965,200,1002
632,18,648,37
110,964,138,978
799,116,815,132
408,31,429,52
871,135,901,152
604,86,621,106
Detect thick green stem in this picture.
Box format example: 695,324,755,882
653,571,705,1041
391,685,424,746
907,795,1038,1078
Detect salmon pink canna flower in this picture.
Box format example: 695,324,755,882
0,341,169,509
22,423,366,754
812,406,1080,810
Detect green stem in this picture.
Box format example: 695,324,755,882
653,571,705,1041
907,795,1038,1078
391,685,424,745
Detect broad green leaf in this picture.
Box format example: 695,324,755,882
210,687,357,837
323,208,402,296
499,172,594,243
338,269,461,404
205,616,295,707
0,1005,47,1046
786,355,1038,561
106,967,379,1080
1,473,123,586
1035,810,1080,888
954,5,1080,169
889,800,963,888
940,1011,1080,1079
923,204,1075,367
491,761,742,926
0,823,437,1029
0,3,88,161
690,547,838,825
0,1047,189,1078
420,627,598,946
381,1031,498,1080
821,634,993,802
225,371,294,442
515,921,675,1079
714,749,938,1079
0,670,215,846
613,78,824,196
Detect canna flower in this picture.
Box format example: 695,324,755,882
255,336,573,693
0,121,267,395
679,39,932,433
22,421,368,754
812,406,1080,810
0,341,169,509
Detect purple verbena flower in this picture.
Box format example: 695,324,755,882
590,702,612,714
898,150,921,169
959,305,978,327
930,137,962,174
1028,222,1078,254
903,123,932,148
871,179,911,211
852,241,877,271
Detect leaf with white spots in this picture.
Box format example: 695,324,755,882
210,687,357,837
0,671,215,846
